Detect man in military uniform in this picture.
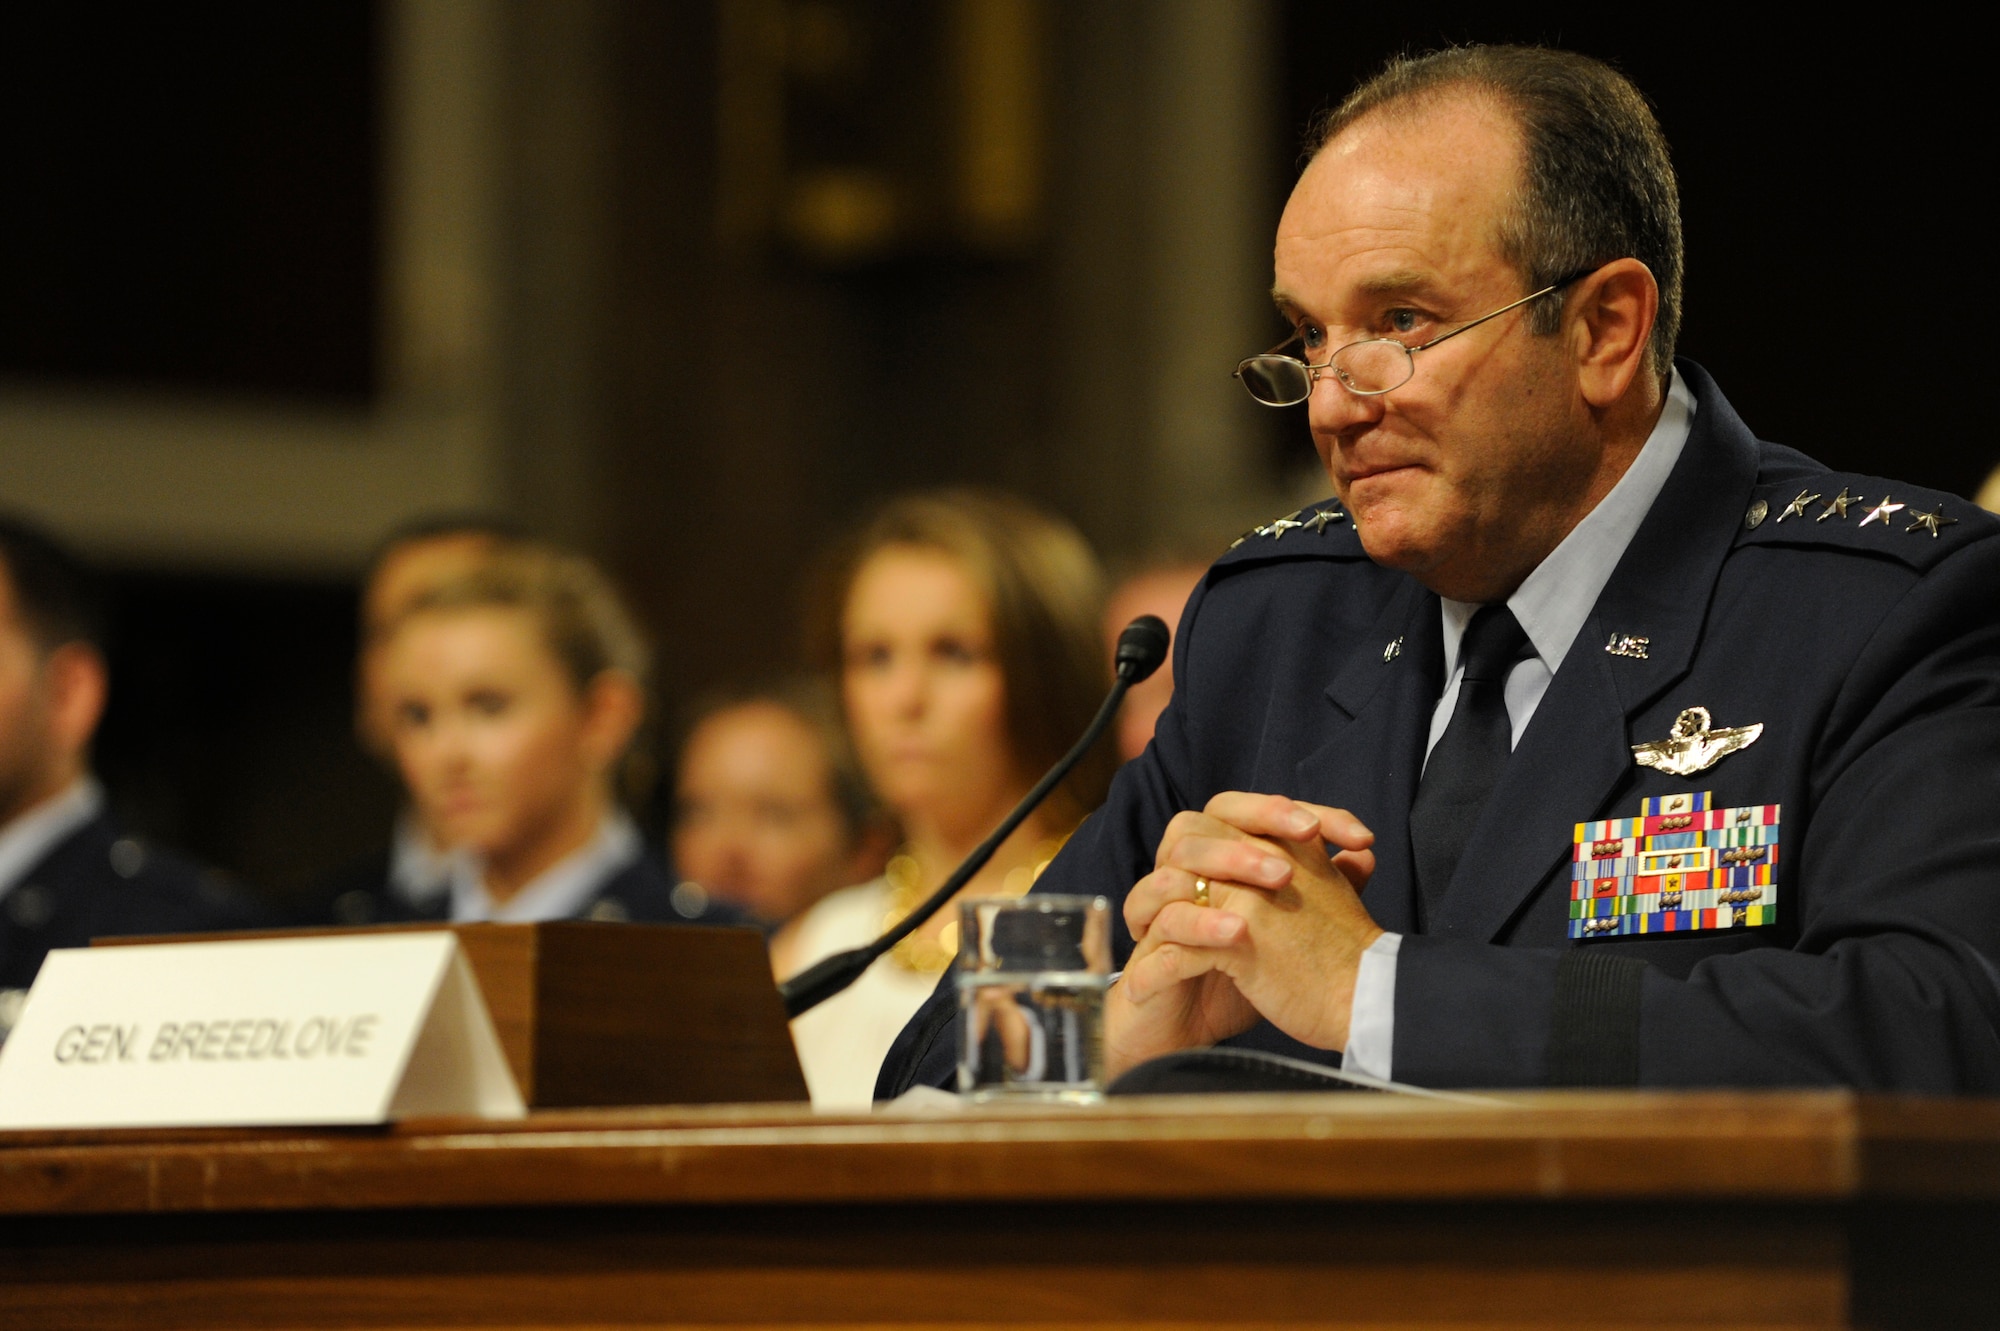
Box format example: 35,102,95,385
879,46,2000,1095
0,515,264,1006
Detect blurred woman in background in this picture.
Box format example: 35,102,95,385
788,490,1114,1109
670,678,893,976
353,547,738,926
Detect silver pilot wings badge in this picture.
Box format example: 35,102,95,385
1631,707,1764,777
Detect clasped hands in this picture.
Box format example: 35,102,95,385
1104,793,1385,1079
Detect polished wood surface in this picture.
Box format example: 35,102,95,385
101,922,809,1108
5,1091,2000,1328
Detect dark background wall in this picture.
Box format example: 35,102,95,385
3,4,1989,906
1277,9,1992,497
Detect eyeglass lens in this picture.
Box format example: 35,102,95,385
1235,339,1416,406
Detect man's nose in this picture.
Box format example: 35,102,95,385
1306,366,1386,435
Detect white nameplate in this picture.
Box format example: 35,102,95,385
0,933,524,1129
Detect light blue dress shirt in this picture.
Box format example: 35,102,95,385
1344,369,1696,1079
449,811,643,923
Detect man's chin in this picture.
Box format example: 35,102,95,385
1347,505,1442,575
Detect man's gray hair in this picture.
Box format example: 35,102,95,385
1309,46,1683,378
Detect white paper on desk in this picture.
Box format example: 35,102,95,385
0,933,523,1129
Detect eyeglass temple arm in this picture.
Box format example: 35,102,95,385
1409,268,1594,353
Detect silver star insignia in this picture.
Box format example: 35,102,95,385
1263,510,1306,540
1817,488,1864,522
1776,489,1821,523
1858,495,1906,528
1632,707,1765,777
1905,506,1959,538
1303,507,1345,534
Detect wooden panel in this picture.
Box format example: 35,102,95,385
535,922,807,1107
12,1094,2000,1326
0,1198,1850,1329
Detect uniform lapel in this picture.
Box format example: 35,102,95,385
1292,578,1441,935
1433,362,1764,942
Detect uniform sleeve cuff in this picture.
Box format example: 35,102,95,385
1343,931,1402,1079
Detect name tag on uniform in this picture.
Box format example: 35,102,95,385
0,933,523,1130
1569,792,1780,940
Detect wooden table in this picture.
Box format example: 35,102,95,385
4,1091,1998,1328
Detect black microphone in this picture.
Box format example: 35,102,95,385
779,614,1172,1019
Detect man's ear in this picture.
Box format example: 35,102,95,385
1567,257,1659,408
43,642,108,759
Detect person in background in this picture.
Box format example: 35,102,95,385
784,490,1115,1109
1977,463,2000,514
0,514,264,1014
1102,556,1209,763
670,678,894,977
335,546,739,927
312,515,534,924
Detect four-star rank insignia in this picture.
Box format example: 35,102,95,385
1632,707,1763,777
1570,792,1780,939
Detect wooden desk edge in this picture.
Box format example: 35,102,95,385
8,1089,1999,1217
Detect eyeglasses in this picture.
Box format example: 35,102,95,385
1233,269,1593,407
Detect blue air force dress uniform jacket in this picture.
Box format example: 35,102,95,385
305,849,745,929
878,362,2000,1094
0,812,268,990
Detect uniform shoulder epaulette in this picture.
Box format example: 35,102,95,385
1214,499,1368,566
1734,473,1994,572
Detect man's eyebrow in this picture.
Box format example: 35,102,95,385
1354,269,1440,299
1270,271,1445,312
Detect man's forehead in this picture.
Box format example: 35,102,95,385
1274,97,1522,293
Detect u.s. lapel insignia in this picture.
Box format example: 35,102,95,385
1605,632,1649,659
1631,707,1763,777
1382,636,1403,663
1570,791,1780,938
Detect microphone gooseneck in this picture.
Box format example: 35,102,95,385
778,614,1171,1019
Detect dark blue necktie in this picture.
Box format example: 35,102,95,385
1409,604,1533,922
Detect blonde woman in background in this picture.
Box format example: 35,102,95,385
786,490,1115,1109
346,547,741,927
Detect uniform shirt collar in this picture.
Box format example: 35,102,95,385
1440,367,1696,675
0,778,105,905
449,811,642,924
388,807,458,910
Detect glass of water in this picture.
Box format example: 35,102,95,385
957,893,1112,1103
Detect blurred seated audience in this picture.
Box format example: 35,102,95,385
670,678,894,977
1102,555,1208,763
316,515,534,921
0,514,265,1010
313,545,739,927
786,490,1114,1108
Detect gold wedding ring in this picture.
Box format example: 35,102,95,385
1192,876,1211,907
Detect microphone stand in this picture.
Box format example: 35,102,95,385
779,615,1169,1019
